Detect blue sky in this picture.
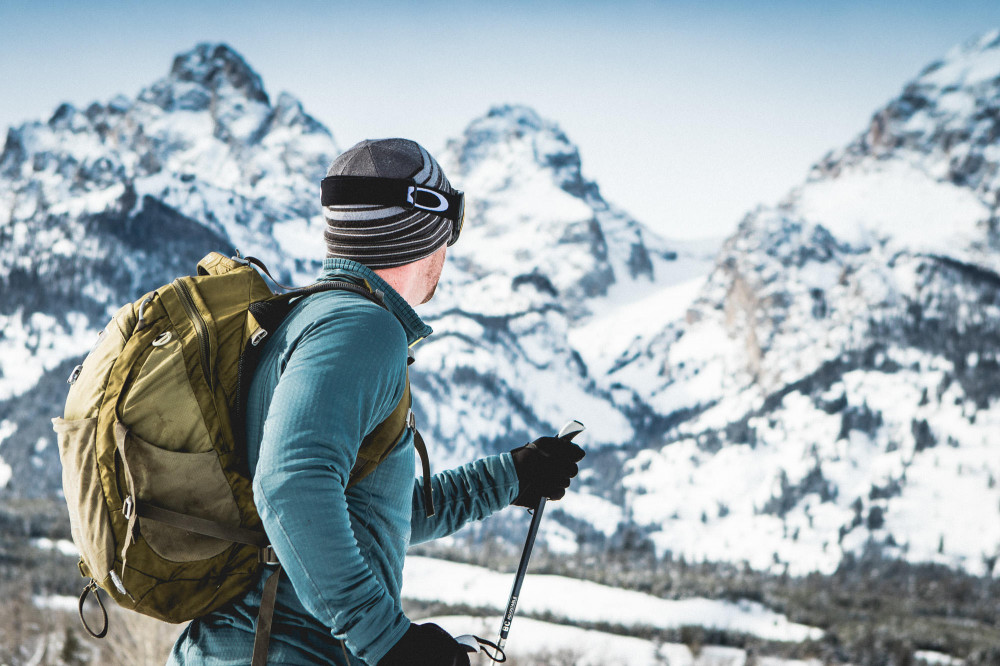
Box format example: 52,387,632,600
1,1,998,239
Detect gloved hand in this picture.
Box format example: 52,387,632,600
510,435,586,508
378,622,471,666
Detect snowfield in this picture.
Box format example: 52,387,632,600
425,615,826,666
402,556,823,643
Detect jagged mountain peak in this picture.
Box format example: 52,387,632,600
465,104,559,144
773,29,1000,263
0,42,340,308
128,42,333,154
476,104,568,146
271,91,327,135
444,104,601,204
157,42,269,109
826,27,1000,156
434,103,673,312
0,42,333,192
927,27,1000,81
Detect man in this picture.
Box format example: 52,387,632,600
169,139,585,665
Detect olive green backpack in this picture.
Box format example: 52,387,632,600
52,252,429,660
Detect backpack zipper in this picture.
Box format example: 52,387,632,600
174,279,213,387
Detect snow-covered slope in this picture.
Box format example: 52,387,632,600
413,553,828,665
3,32,999,586
614,30,1000,576
426,616,822,666
403,556,821,642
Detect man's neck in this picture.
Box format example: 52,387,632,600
374,265,421,306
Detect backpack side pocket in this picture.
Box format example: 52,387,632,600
52,417,115,583
115,424,241,562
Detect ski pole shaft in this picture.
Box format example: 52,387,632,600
498,498,545,650
497,419,585,652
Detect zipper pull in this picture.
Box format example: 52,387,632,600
135,292,157,331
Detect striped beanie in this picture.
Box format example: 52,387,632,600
322,138,457,269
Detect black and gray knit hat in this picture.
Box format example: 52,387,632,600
322,138,457,269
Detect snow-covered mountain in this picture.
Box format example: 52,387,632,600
412,104,696,461
0,44,340,497
615,30,1000,576
0,44,710,512
3,32,999,588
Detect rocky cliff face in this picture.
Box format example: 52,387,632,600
615,31,1000,576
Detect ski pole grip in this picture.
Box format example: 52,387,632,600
557,420,585,441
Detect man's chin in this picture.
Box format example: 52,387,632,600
420,284,437,304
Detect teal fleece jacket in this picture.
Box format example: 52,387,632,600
169,259,520,665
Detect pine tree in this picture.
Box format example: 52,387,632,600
60,626,86,666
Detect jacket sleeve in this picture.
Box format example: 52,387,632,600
251,305,410,664
409,452,520,545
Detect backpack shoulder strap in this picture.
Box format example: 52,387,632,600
233,280,385,450
349,374,411,486
348,372,435,517
246,280,383,333
295,279,386,306
239,278,434,514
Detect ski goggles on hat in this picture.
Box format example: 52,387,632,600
321,176,465,246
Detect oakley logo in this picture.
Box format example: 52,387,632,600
407,186,449,212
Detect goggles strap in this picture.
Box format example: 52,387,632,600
321,176,463,222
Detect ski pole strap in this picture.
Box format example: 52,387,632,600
251,564,283,666
456,634,505,662
474,635,506,663
78,580,109,639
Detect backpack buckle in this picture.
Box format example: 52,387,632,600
122,496,135,520
259,545,279,565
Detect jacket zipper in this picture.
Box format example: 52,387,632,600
174,279,213,388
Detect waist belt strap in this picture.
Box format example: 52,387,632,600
251,565,282,666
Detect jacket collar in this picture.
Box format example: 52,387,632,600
320,258,433,347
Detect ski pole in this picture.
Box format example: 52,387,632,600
456,420,585,662
498,420,585,651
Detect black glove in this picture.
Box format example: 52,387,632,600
510,435,586,507
378,622,471,666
